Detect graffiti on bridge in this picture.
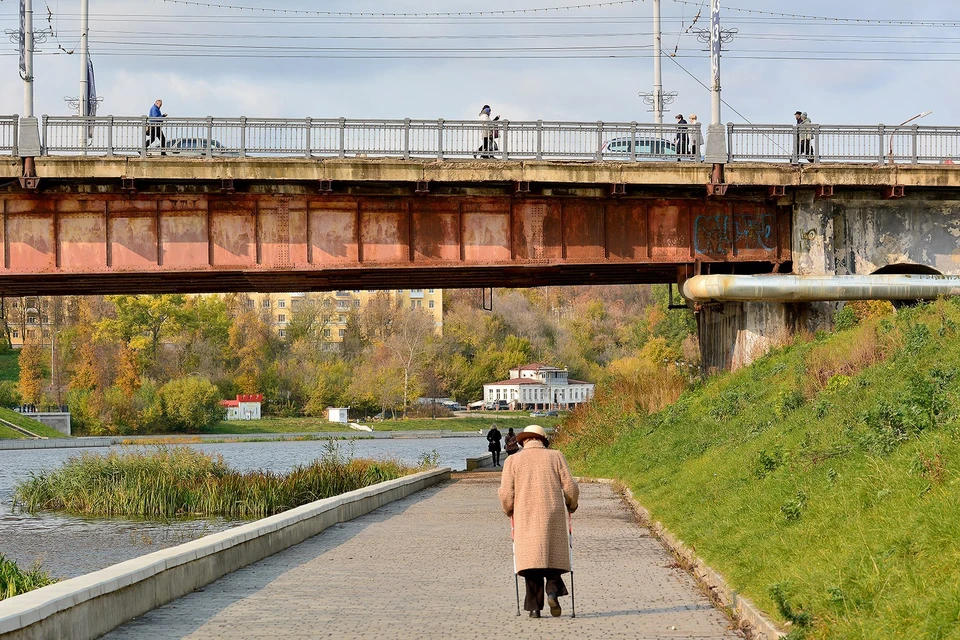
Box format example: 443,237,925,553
694,212,777,257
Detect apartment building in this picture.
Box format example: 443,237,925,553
244,289,444,342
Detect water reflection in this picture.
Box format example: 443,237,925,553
0,437,486,578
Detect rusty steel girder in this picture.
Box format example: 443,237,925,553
0,194,790,295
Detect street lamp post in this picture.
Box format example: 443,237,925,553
888,110,932,161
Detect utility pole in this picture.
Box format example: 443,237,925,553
18,0,42,181
22,0,33,119
703,0,729,188
639,0,675,123
80,0,89,118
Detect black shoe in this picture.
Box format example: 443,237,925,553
547,594,561,617
160,152,167,156
529,610,541,618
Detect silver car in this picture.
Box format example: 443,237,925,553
165,137,238,157
601,136,679,160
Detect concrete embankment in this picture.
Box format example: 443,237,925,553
0,468,450,640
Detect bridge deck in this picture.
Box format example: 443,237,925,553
103,476,740,639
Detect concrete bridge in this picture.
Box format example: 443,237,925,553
5,116,960,370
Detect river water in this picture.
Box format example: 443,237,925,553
0,437,487,579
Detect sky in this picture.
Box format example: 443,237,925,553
0,0,958,127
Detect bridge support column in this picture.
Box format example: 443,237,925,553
697,301,832,374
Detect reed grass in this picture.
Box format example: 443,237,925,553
14,445,416,520
0,554,57,601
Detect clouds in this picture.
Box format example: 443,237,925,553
0,0,958,126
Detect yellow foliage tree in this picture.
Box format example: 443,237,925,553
17,342,45,406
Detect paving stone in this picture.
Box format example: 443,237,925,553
103,476,742,639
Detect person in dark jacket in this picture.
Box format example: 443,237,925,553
505,427,520,456
487,423,503,466
674,113,689,157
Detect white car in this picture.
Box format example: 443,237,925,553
165,137,238,157
601,136,680,160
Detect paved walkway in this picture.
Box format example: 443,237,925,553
104,475,742,639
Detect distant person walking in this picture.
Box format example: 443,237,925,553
689,114,703,158
505,427,520,457
487,423,503,466
674,113,689,157
476,104,499,158
795,110,814,162
499,425,579,618
146,99,168,154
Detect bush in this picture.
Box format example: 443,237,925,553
0,554,57,600
159,377,224,432
0,380,21,408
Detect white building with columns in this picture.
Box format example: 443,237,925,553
482,363,594,410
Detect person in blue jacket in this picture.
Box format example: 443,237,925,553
146,99,168,154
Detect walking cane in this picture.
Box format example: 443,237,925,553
568,511,576,618
511,516,521,616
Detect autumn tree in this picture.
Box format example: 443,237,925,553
17,341,45,406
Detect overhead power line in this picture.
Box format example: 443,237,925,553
670,0,960,27
159,0,644,18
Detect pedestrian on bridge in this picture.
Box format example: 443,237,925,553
477,105,499,159
487,423,503,466
795,111,814,162
146,99,168,155
674,114,689,157
498,425,579,618
689,114,703,159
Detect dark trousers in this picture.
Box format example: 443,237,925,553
520,569,568,612
478,136,497,158
146,125,166,149
490,448,501,466
798,139,813,161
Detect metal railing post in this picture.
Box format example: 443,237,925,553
536,120,543,161
205,116,214,159
339,117,346,158
437,118,444,161
501,119,509,160
107,116,114,156
239,116,247,158
630,121,637,162
403,118,411,160
596,122,604,161
141,116,148,158
726,123,733,163
305,117,313,158
791,125,799,164
878,124,886,165
40,115,48,155
12,114,19,156
912,124,919,164
813,124,821,164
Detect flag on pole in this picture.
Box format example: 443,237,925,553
87,57,97,117
19,0,26,77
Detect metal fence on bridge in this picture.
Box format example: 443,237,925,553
1,114,959,164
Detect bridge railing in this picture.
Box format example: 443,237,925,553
28,116,960,164
0,115,17,156
727,123,960,164
38,116,700,161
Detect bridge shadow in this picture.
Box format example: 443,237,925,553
111,482,447,638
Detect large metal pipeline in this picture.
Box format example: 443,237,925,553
682,274,960,303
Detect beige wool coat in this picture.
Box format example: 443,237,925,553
498,439,579,573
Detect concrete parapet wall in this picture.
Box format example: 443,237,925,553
465,452,495,471
0,468,450,640
21,413,71,436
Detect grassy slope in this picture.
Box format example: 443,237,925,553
0,424,26,439
201,415,562,435
0,407,65,439
561,301,960,640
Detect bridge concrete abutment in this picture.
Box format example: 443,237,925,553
698,187,960,371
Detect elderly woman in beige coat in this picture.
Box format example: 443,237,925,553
498,425,579,618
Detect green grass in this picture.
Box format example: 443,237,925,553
199,415,563,435
0,554,57,601
0,407,65,439
14,444,420,520
0,424,26,439
0,351,19,382
370,416,563,432
558,300,960,640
